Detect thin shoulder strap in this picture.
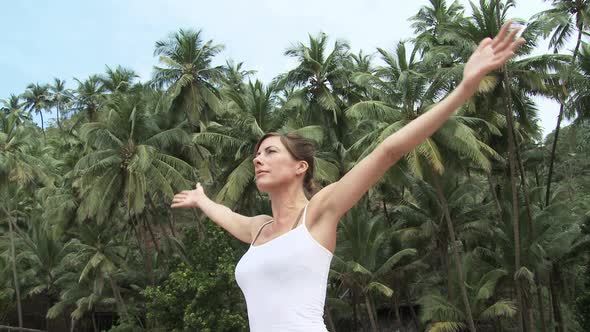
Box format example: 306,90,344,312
290,202,309,230
251,219,273,246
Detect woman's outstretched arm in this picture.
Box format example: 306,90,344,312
315,21,526,222
171,183,265,243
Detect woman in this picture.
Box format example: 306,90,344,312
171,21,525,332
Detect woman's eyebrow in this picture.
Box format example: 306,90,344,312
256,145,279,155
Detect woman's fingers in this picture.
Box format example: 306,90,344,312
476,37,494,53
494,37,525,61
491,20,513,49
493,26,522,53
489,37,525,69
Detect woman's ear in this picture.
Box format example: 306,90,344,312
296,160,309,175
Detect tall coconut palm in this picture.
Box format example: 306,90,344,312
73,75,105,121
15,219,70,329
1,95,30,126
151,29,224,131
0,117,49,329
533,0,590,207
410,0,467,55
418,256,518,331
220,60,256,94
49,78,72,130
22,83,51,141
347,37,506,331
100,65,138,94
567,41,590,123
48,222,132,331
280,33,351,145
330,203,418,332
74,91,196,239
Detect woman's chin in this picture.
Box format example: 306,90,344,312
255,180,280,193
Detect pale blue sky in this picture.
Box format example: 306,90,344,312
0,0,571,137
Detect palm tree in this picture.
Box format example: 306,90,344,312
100,65,138,94
418,256,518,331
0,116,49,329
1,95,31,126
16,219,70,329
22,83,51,141
74,91,195,257
566,41,590,123
73,75,105,121
151,29,224,131
48,222,133,331
347,41,501,331
220,60,256,94
533,0,590,208
0,255,14,323
281,33,351,145
410,0,466,55
194,80,339,213
49,78,72,130
330,203,418,332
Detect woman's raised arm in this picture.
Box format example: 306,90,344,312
313,21,525,223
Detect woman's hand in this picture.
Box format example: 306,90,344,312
462,20,526,90
171,183,207,209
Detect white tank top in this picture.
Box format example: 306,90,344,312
235,204,334,332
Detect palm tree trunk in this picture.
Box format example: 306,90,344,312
131,216,154,285
7,217,23,329
545,28,583,208
536,279,548,332
62,310,70,332
514,137,534,239
144,215,161,253
168,210,177,237
432,174,477,332
91,309,99,332
550,267,567,332
487,175,503,222
56,102,62,130
382,197,390,225
545,103,565,207
325,304,336,332
514,139,538,332
39,109,46,142
393,294,402,326
439,238,455,302
109,277,129,320
548,283,555,330
364,293,379,332
407,293,420,332
492,4,525,330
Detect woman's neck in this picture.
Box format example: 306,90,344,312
268,182,308,227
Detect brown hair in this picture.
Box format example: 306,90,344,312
254,132,319,197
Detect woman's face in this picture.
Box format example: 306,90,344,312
253,136,307,192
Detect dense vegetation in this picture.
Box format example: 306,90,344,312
1,0,589,331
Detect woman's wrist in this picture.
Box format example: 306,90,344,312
456,79,479,99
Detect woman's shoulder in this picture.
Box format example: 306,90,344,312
249,214,273,237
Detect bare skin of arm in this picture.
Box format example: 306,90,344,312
171,183,268,244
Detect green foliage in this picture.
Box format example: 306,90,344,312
143,224,248,332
